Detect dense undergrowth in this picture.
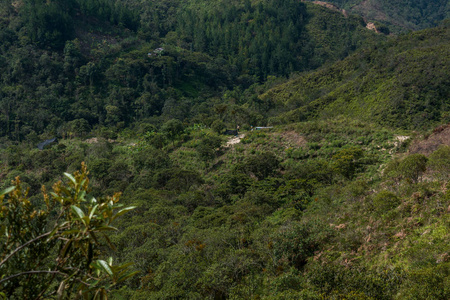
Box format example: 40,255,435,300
264,23,450,129
1,117,449,299
1,0,384,141
1,0,449,299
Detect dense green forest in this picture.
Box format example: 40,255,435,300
1,0,450,299
265,24,450,129
0,0,383,141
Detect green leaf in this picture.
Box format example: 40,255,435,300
101,232,116,251
82,216,90,226
0,186,15,196
60,240,72,258
113,262,133,272
95,226,118,232
86,194,96,204
97,260,113,276
117,271,139,283
46,225,62,241
64,172,76,185
89,231,100,244
90,261,102,276
78,190,87,202
61,229,81,236
111,206,136,222
0,225,6,236
71,206,85,220
89,204,98,220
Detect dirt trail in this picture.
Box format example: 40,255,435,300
226,134,245,147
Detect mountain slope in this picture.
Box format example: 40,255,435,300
264,23,450,129
303,0,450,32
0,0,382,140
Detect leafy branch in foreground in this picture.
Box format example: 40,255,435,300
0,162,137,299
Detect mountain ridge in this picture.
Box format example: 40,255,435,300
263,23,450,129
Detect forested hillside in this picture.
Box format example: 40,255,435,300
265,24,450,129
0,0,383,142
1,0,450,299
303,0,450,32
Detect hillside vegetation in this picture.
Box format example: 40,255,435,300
1,0,449,299
0,0,383,141
265,23,450,129
2,117,450,299
304,0,450,33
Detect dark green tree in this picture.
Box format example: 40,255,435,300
21,0,76,49
331,146,364,179
398,153,428,183
161,119,184,145
239,151,280,180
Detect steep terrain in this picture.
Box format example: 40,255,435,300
264,23,450,129
1,0,449,299
0,0,382,141
303,0,450,32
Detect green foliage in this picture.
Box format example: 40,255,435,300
271,220,331,270
306,263,405,299
161,119,184,144
398,154,428,183
0,116,448,299
267,24,450,130
0,163,136,299
216,172,254,201
428,145,450,179
77,0,140,31
237,151,280,180
21,0,77,49
211,119,226,134
196,133,222,163
397,263,450,299
155,168,204,192
331,146,364,179
176,0,380,79
371,190,401,214
311,0,450,32
0,0,449,298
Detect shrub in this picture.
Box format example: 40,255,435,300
372,190,401,214
398,154,428,183
397,263,450,299
196,133,222,162
211,119,226,134
239,151,280,180
331,146,364,179
428,145,450,179
271,220,331,270
161,119,184,144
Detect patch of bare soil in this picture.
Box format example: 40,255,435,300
366,22,381,33
85,137,99,144
312,1,341,13
409,124,450,155
73,15,121,57
84,137,116,144
303,1,348,17
12,0,23,10
277,131,307,148
226,134,245,147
